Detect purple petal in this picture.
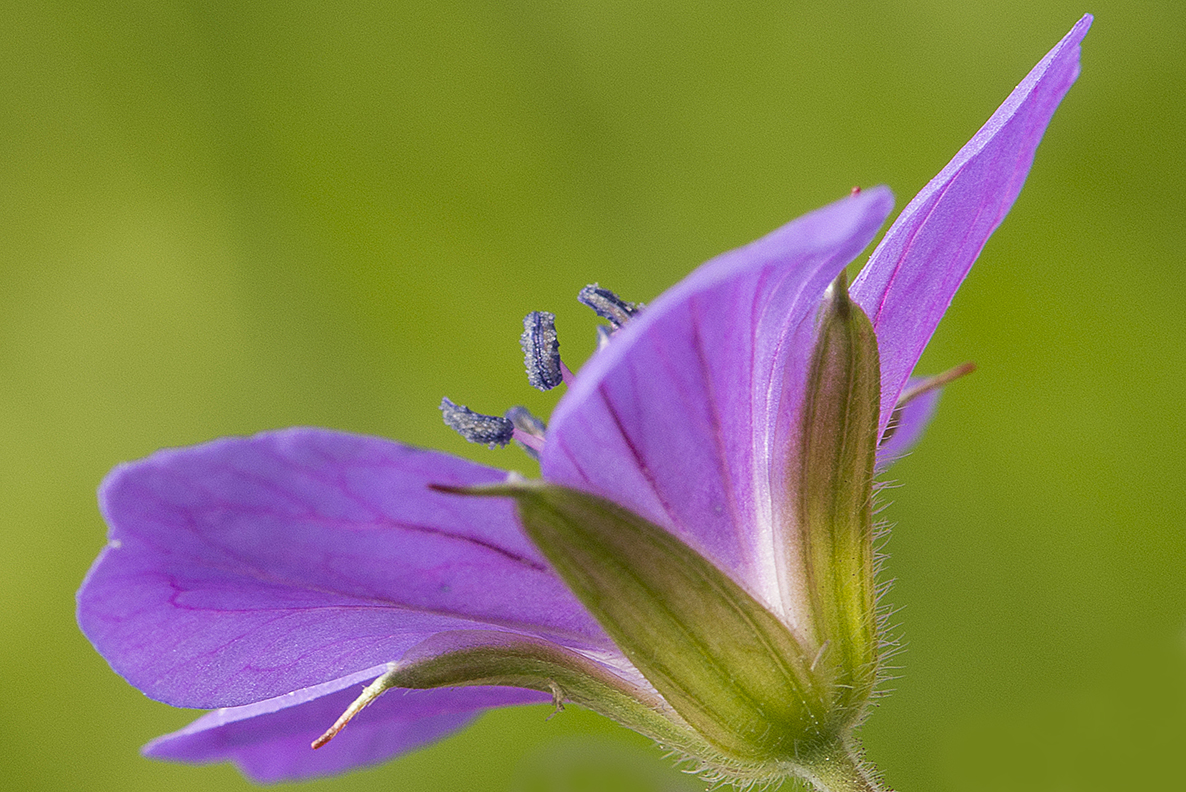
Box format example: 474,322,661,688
144,664,548,783
78,428,611,708
852,15,1090,437
875,384,942,471
541,189,894,614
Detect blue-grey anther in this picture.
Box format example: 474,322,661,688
440,397,514,448
578,284,641,328
520,311,563,391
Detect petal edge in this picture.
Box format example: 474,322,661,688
853,15,1090,436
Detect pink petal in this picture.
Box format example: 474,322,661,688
78,428,610,708
144,664,548,783
541,188,894,614
875,385,942,471
853,15,1091,437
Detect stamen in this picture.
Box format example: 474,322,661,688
312,665,398,749
520,311,564,391
505,406,547,459
880,362,976,447
506,406,546,438
440,398,514,448
896,361,977,407
578,284,641,328
595,325,612,351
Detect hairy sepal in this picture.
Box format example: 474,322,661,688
796,271,882,720
439,480,834,766
387,632,731,765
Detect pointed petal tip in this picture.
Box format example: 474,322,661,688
841,184,894,231
1059,14,1092,67
853,16,1091,432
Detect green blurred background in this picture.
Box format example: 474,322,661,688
2,1,1183,790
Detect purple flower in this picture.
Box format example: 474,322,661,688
77,16,1090,790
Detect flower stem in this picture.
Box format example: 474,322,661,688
802,741,891,792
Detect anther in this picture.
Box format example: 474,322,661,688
521,311,564,391
578,284,641,328
440,398,514,448
505,406,547,460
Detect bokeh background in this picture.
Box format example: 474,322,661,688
3,2,1183,791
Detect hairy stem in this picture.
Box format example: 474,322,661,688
801,740,891,792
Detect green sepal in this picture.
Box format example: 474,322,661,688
385,631,727,765
438,480,831,765
795,270,882,718
384,630,887,787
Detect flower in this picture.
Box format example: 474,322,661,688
77,15,1090,790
